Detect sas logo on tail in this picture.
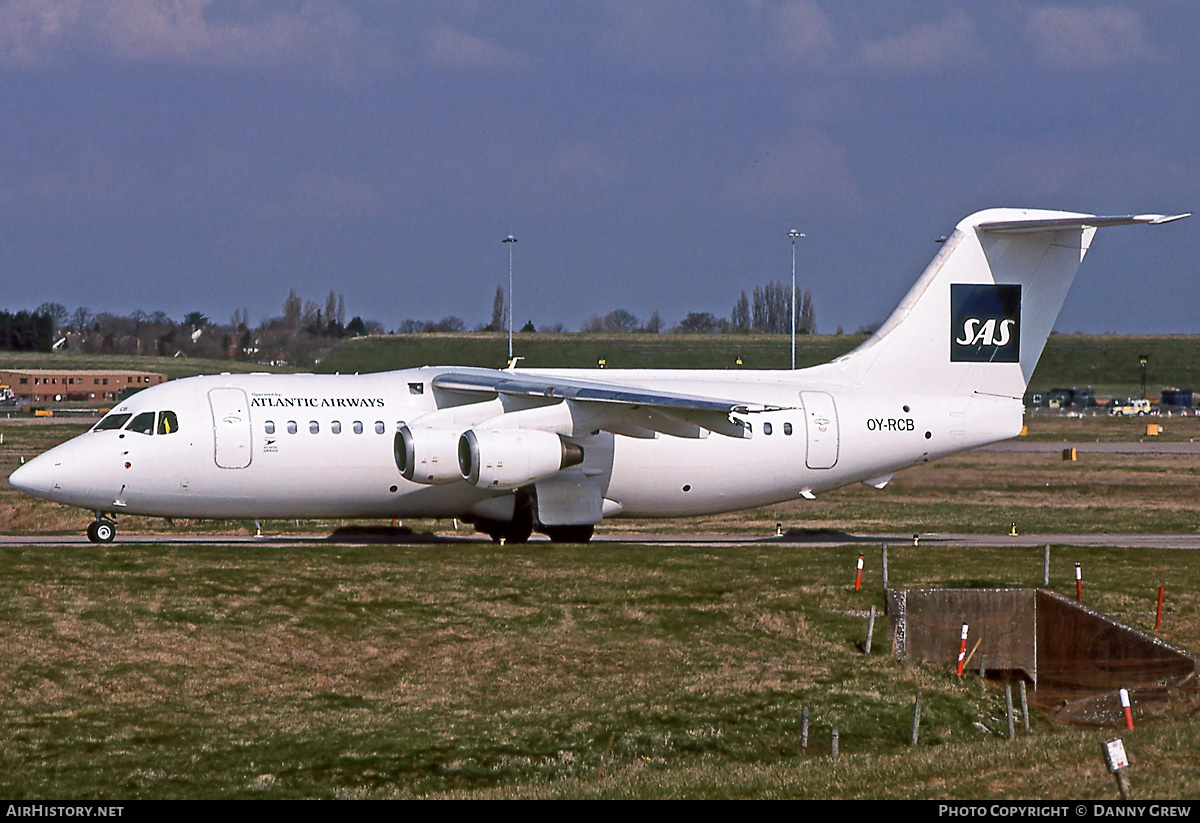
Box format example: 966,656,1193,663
957,317,1015,347
950,284,1021,363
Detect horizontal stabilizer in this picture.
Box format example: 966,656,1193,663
978,213,1190,234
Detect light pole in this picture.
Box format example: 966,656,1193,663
503,235,517,363
788,229,805,370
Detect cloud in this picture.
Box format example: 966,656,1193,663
544,143,623,187
771,1,836,65
856,10,982,74
992,140,1183,202
1025,6,1153,68
24,145,152,217
245,170,387,225
0,0,80,67
0,0,378,74
502,141,626,208
423,25,527,70
596,0,748,79
723,130,860,214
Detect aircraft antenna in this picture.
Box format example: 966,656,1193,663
503,235,518,364
788,229,805,370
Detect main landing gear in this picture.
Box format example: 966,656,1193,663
542,524,595,544
478,520,595,544
477,495,535,544
471,493,598,544
86,516,117,544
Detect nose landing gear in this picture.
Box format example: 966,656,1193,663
86,517,117,544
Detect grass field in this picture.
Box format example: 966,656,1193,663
317,330,865,372
4,337,1200,799
315,332,1200,402
1,542,1197,799
8,333,1200,401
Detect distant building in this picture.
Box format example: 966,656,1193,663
0,369,166,403
1161,388,1194,408
1048,386,1096,409
1025,386,1098,410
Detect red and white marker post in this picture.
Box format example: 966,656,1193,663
956,623,969,677
1120,687,1134,730
854,554,864,591
1075,563,1083,603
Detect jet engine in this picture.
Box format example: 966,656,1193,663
395,425,463,484
458,429,584,489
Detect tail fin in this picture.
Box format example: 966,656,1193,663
824,208,1188,398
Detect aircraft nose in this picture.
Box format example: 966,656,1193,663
8,453,55,495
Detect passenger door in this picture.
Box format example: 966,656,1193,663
209,388,252,469
801,391,839,469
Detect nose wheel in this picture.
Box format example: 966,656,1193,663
86,519,117,544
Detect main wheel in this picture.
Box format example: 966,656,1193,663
477,517,533,544
86,521,99,543
474,492,535,544
544,524,595,544
92,521,116,544
499,516,533,544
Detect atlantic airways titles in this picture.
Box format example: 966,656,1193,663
250,396,386,408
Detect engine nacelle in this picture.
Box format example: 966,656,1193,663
395,425,463,485
458,428,584,489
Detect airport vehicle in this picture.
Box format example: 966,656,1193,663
0,385,16,407
1110,398,1153,416
8,209,1188,544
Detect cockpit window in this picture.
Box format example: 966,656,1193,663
126,411,156,435
157,411,179,435
94,413,132,431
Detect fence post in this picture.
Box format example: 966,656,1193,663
910,693,921,747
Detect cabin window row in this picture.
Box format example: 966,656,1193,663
264,420,395,436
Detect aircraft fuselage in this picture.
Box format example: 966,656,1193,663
11,367,1020,522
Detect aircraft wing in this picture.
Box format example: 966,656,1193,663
431,368,784,438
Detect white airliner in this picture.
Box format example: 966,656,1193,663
9,208,1189,544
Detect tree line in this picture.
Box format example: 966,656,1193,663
581,281,816,335
390,280,818,337
5,279,821,365
21,292,382,367
0,309,56,352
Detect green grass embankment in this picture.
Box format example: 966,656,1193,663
7,334,1200,402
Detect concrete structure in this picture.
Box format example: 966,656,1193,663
887,587,1197,724
0,368,166,404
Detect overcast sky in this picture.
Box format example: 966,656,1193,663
1,1,1197,334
